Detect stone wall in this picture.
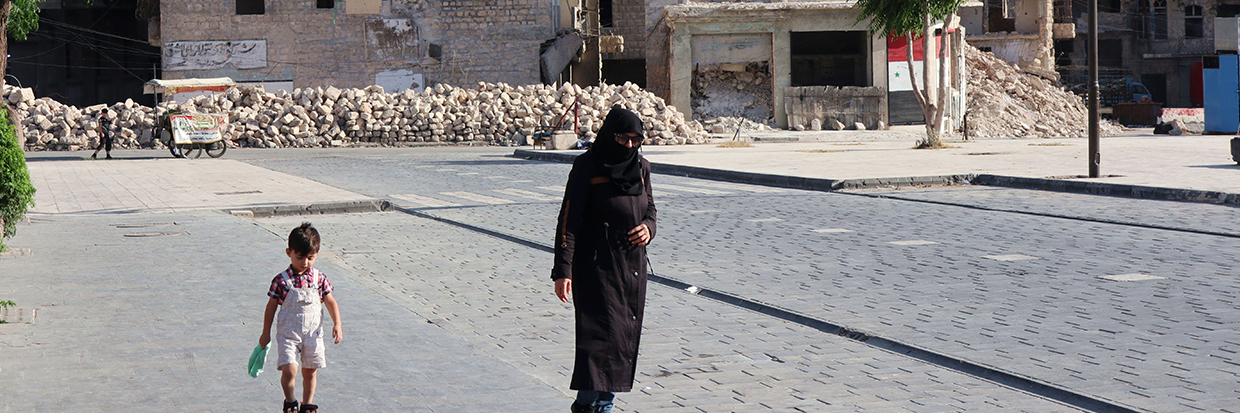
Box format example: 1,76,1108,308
160,0,553,91
603,0,645,60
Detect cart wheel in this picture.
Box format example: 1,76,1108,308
206,141,227,158
180,143,202,159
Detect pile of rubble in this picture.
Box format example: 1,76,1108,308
962,44,1123,138
9,81,709,151
691,62,774,123
6,87,159,151
701,116,774,135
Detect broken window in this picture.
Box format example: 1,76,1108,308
1002,0,1016,19
1151,0,1168,40
790,31,867,87
317,0,334,8
987,0,1016,32
236,0,264,15
1098,39,1123,67
1185,5,1203,39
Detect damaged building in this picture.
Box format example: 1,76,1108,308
1055,0,1218,108
156,0,974,130
155,0,557,92
958,0,1062,78
650,1,893,129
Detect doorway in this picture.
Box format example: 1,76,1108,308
790,31,868,87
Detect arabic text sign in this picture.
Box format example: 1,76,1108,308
171,114,228,144
164,40,267,71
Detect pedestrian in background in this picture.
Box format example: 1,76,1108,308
552,106,657,413
89,108,113,160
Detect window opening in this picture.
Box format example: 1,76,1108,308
987,0,1016,32
599,0,613,28
1185,5,1203,39
1151,0,1168,40
790,31,867,87
237,0,264,14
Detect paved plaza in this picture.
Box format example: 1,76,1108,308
3,131,1240,412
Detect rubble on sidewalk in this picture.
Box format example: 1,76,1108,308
8,82,710,151
701,116,774,135
963,44,1123,139
691,62,774,123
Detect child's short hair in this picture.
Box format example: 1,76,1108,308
288,222,320,255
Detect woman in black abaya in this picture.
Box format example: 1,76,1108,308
552,107,657,413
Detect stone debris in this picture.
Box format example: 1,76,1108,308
8,82,709,151
963,44,1123,139
700,116,774,135
691,62,774,124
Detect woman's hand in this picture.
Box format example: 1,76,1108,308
555,278,572,303
627,223,651,246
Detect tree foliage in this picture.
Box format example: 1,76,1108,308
7,0,44,40
853,0,965,38
0,105,34,251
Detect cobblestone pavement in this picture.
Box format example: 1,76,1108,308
254,212,1083,412
0,212,564,412
242,148,1240,412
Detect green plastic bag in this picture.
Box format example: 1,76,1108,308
247,344,269,378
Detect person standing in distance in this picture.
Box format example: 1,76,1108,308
90,108,113,160
552,106,657,413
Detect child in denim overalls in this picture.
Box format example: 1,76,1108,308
259,222,344,413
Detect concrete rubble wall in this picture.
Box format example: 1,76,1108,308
9,82,709,151
964,44,1122,139
784,86,887,131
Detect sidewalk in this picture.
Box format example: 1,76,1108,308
519,131,1240,202
23,156,380,214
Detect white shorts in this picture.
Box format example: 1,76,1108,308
276,327,326,369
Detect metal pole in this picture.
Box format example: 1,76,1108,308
1088,0,1100,178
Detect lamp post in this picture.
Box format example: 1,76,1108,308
1088,0,1100,178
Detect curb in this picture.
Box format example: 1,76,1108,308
513,149,974,191
227,199,394,218
974,174,1240,205
514,149,1240,205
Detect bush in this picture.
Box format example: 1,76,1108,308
0,106,34,251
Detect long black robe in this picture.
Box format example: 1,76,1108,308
552,151,657,392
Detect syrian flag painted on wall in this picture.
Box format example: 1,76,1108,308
887,33,948,92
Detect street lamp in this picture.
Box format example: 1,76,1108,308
1088,0,1100,178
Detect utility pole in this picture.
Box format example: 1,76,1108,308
1088,0,1100,178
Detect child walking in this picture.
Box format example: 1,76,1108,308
259,222,343,413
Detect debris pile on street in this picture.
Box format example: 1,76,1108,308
701,116,774,135
691,62,774,124
963,44,1123,138
4,86,159,151
7,81,709,151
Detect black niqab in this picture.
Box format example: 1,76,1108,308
591,107,645,195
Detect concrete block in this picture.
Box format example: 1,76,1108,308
551,130,577,150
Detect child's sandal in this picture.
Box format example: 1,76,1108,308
282,400,299,413
299,404,318,413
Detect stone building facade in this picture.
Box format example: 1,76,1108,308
1055,0,1221,108
157,0,555,92
959,0,1061,77
644,0,888,128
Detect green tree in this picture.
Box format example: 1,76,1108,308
0,0,47,251
0,105,33,251
854,0,965,148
